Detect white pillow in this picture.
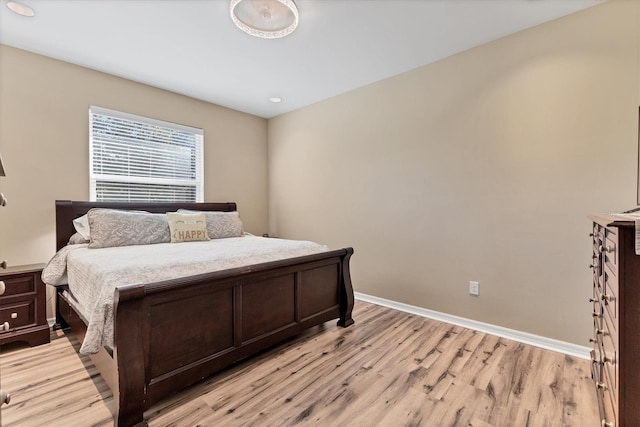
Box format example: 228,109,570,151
73,214,90,240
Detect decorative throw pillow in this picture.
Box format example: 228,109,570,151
87,209,171,249
167,212,210,243
178,209,243,239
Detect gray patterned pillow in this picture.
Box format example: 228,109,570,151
178,209,243,239
68,232,90,245
87,209,171,249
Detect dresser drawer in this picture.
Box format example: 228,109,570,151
603,230,617,271
600,332,617,400
591,350,601,383
595,380,617,427
590,293,602,321
593,265,604,294
593,223,605,241
0,299,35,330
0,273,37,297
602,265,618,323
601,385,617,427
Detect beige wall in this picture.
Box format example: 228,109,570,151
0,45,268,317
1,0,637,345
268,0,640,345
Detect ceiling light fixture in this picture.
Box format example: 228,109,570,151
230,0,298,39
6,1,35,17
270,97,282,103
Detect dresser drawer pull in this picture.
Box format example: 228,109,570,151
599,245,614,253
596,381,608,390
601,294,615,302
0,322,9,332
589,338,597,343
592,312,602,318
10,312,17,319
596,329,608,336
0,280,4,295
602,355,615,365
601,420,615,427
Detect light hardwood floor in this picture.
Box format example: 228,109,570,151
1,301,598,427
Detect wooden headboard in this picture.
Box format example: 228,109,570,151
55,200,237,251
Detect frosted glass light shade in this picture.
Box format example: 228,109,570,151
6,1,35,17
230,0,298,39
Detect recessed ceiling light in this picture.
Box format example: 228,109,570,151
6,1,35,17
270,97,282,103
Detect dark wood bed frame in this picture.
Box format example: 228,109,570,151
54,200,355,426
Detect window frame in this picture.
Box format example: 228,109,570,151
89,106,204,203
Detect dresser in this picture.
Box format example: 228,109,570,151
589,215,640,427
0,263,50,346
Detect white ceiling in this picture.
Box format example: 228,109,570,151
0,0,603,119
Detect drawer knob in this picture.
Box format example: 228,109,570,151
596,329,608,336
601,294,615,302
596,381,608,390
0,322,9,332
589,338,596,343
0,390,9,406
0,280,4,296
589,233,595,237
589,298,597,303
603,355,615,365
592,312,602,318
599,245,614,253
589,264,596,269
10,312,17,319
601,419,615,427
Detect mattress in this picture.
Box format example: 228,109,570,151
43,236,329,354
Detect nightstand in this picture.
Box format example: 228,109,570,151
0,264,50,346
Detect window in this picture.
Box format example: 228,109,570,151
89,106,203,202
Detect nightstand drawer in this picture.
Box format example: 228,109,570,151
0,273,36,297
0,263,49,347
0,300,35,330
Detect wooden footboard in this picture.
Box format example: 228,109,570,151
111,248,354,426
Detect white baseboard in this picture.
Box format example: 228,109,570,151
354,292,591,360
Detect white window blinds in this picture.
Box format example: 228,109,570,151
89,106,204,202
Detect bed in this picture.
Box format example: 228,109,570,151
51,200,355,426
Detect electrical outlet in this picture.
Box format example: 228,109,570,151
469,281,479,296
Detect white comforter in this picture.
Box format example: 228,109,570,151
42,236,329,354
